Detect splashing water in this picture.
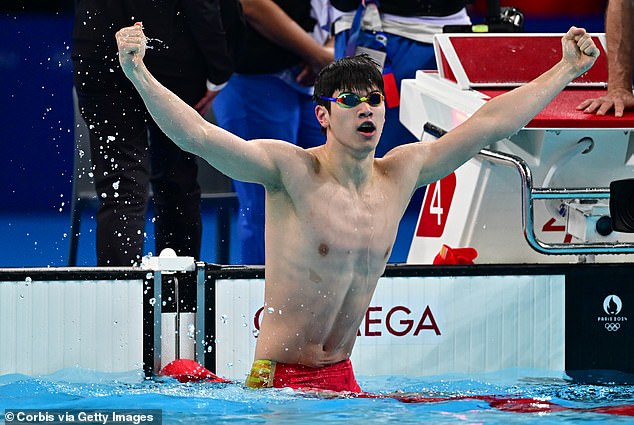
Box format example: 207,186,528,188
1,368,633,425
144,37,167,51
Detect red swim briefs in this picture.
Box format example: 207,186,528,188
245,359,362,393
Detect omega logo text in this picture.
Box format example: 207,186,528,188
252,305,441,337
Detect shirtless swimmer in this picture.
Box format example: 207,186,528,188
115,24,598,392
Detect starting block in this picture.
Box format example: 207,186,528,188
400,33,634,264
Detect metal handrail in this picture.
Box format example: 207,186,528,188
476,148,634,255
424,122,634,255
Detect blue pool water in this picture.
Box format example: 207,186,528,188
1,368,633,424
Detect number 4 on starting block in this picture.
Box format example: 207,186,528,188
416,173,457,238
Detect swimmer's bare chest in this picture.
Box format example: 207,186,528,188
285,178,403,283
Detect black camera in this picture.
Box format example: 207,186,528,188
443,1,524,33
610,179,634,232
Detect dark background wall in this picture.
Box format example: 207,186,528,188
0,1,606,214
1,1,74,12
1,2,75,212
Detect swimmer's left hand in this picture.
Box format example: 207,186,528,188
115,23,147,76
561,26,600,75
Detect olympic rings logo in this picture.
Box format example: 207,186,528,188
605,323,621,332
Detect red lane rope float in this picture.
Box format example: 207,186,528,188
159,360,634,416
358,392,634,416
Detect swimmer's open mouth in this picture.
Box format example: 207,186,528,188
357,121,376,135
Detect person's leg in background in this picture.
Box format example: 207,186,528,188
213,74,315,264
149,124,202,259
74,60,151,266
149,116,202,313
297,90,326,150
149,75,206,259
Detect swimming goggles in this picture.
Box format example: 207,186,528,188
319,91,384,108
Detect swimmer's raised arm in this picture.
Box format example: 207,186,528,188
386,26,599,187
115,24,291,187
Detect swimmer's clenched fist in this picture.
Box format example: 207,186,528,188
115,22,146,76
561,26,600,75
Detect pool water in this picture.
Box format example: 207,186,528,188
1,368,633,424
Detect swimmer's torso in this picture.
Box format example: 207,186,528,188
254,148,414,367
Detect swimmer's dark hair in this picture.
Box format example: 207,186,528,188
313,54,384,113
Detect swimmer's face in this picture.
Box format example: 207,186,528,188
316,88,385,153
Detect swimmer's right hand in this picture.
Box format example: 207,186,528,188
115,23,146,76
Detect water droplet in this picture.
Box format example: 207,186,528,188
266,307,275,314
